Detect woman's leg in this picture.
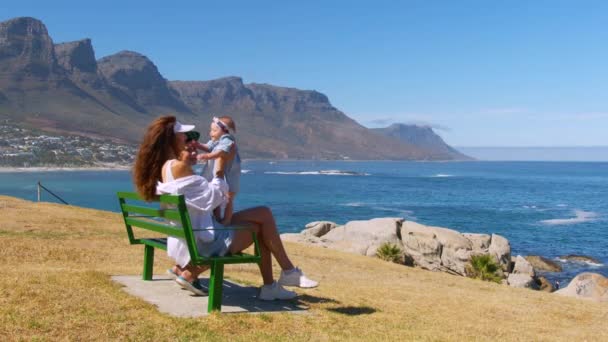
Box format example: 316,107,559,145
180,264,209,282
229,206,295,271
256,237,273,285
228,206,318,290
180,206,287,284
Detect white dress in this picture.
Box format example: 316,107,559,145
156,160,230,267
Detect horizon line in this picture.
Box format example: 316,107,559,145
456,145,608,149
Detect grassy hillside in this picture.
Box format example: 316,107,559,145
0,195,606,341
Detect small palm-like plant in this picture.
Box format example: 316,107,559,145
466,254,502,283
376,243,403,263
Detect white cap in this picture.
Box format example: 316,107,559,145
174,121,195,133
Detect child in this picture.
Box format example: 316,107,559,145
195,116,241,225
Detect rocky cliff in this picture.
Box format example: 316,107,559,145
0,16,466,160
98,51,191,114
170,78,432,159
372,123,471,160
0,18,149,140
0,17,58,78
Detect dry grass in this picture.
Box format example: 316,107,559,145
0,195,607,341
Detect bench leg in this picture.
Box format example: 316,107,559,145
208,262,224,312
143,245,154,281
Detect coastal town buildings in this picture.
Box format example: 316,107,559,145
0,123,136,167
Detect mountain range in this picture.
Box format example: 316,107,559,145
0,17,469,160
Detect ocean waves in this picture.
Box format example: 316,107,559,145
556,257,604,267
341,202,415,218
540,210,599,226
264,170,370,176
261,170,457,177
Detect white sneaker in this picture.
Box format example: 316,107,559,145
258,281,297,301
278,267,319,288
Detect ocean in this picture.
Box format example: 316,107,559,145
1,160,606,284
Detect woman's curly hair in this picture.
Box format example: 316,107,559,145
133,115,182,201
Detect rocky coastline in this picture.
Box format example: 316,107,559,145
282,217,608,302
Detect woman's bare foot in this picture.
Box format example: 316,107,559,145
172,265,183,277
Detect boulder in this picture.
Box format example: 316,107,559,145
524,256,562,272
433,227,473,275
401,221,472,275
302,221,337,238
322,218,404,257
488,234,511,271
555,273,608,302
537,276,555,292
401,223,443,271
287,217,514,280
463,233,491,253
507,273,539,290
280,233,327,247
512,255,535,277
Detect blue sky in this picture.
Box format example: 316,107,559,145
2,1,608,147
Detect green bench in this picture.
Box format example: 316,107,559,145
117,191,261,313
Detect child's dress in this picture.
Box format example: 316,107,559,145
201,133,241,194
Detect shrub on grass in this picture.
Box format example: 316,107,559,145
466,254,503,283
376,242,403,263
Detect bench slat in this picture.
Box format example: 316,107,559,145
117,191,143,201
121,203,182,221
117,191,182,205
125,217,186,239
138,238,168,250
211,254,260,264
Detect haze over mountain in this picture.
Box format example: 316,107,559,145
0,17,468,160
372,124,470,160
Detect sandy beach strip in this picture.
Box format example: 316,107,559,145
0,164,131,173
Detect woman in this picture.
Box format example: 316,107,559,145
132,116,318,300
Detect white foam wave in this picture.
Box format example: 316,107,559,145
584,261,603,267
265,171,318,175
264,170,369,176
373,206,414,216
556,258,604,267
241,169,252,174
431,174,453,178
342,202,366,207
540,210,599,226
522,205,549,212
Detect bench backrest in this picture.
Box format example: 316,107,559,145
117,191,203,261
